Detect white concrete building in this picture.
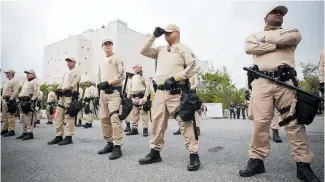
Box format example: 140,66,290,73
42,19,209,85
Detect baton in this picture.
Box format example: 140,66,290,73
31,100,37,126
243,67,323,101
192,112,198,140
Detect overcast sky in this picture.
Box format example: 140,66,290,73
1,0,324,88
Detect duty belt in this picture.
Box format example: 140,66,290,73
19,96,31,101
132,92,144,98
258,68,296,81
157,84,185,91
3,96,10,101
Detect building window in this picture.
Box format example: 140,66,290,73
57,69,59,71
79,63,81,65
58,53,59,55
85,72,87,75
65,52,67,54
51,58,52,60
49,75,50,77
85,57,87,60
48,61,49,63
82,46,84,49
87,48,89,51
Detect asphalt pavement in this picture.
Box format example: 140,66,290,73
1,117,324,182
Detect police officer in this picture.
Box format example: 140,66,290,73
46,86,57,124
16,69,40,140
319,49,324,97
126,64,151,137
138,24,200,171
229,102,236,119
35,90,43,125
97,38,125,160
47,57,81,145
82,80,97,128
241,103,247,119
174,73,201,136
235,104,241,119
1,69,19,137
76,86,84,127
240,6,320,181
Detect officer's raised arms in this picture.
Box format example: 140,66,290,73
245,35,276,55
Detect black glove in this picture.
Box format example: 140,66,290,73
319,82,324,92
97,81,110,90
153,27,165,38
164,77,177,90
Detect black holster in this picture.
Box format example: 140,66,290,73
84,102,91,114
7,100,18,114
178,87,202,122
295,92,320,125
20,100,33,114
118,97,133,120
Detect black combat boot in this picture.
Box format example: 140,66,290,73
239,158,265,177
296,162,321,182
143,128,148,137
272,129,282,143
139,149,162,165
98,142,114,154
16,133,27,139
34,122,37,128
83,123,92,128
47,136,63,145
36,120,40,124
187,154,201,171
3,130,15,137
58,136,73,146
21,133,34,140
1,130,8,135
109,145,122,160
46,120,51,124
173,128,181,135
76,120,82,127
49,121,53,124
124,123,131,132
196,127,200,136
126,128,138,135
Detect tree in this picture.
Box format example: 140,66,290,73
298,62,320,94
197,66,245,108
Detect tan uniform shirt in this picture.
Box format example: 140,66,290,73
128,74,150,97
189,73,198,90
97,54,125,87
59,67,81,92
140,38,196,85
2,78,19,100
319,49,324,83
38,91,43,101
244,27,302,71
85,85,97,98
18,78,40,100
47,91,57,103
